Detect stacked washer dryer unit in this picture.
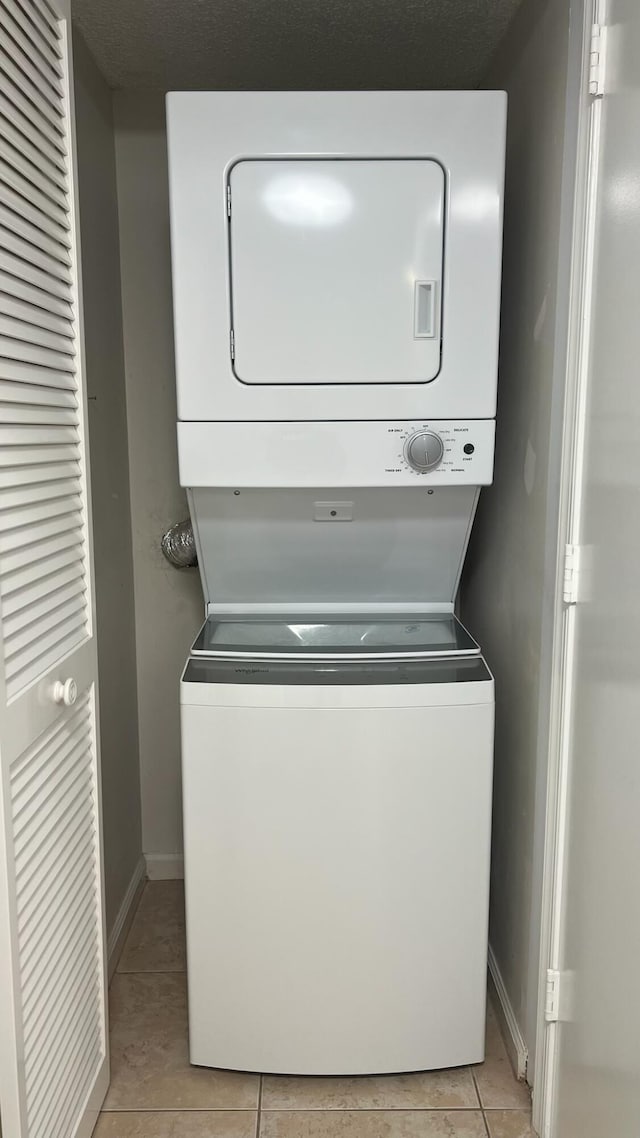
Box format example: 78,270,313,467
167,92,506,1076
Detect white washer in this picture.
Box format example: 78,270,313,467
178,497,495,1074
181,642,494,1074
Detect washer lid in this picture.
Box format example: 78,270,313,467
191,612,480,661
183,655,491,687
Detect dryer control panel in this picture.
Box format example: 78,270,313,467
178,420,495,488
390,421,493,481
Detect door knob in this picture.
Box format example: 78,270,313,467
52,678,78,707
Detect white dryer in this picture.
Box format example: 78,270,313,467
166,90,506,1075
167,90,506,432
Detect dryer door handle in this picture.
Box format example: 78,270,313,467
414,280,438,339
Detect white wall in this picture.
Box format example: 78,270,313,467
462,0,576,1075
73,33,143,932
113,93,203,872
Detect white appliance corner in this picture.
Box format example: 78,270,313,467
145,852,185,880
488,943,529,1082
107,856,147,980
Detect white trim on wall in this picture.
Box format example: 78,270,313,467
533,2,603,1135
145,853,185,880
488,944,529,1081
107,856,147,981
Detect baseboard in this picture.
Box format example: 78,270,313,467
145,852,184,880
107,856,147,982
488,943,529,1081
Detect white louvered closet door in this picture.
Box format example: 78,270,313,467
0,2,108,1137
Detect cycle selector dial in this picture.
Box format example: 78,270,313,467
404,431,445,473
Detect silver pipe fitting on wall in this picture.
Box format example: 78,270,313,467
161,518,198,568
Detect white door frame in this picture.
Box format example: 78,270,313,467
532,0,607,1134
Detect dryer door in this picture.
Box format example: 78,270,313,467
229,159,444,385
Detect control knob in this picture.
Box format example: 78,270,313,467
404,430,445,473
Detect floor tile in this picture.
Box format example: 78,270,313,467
262,1069,479,1111
484,1111,535,1138
94,1111,258,1137
103,972,259,1110
260,1110,488,1138
473,1006,530,1111
118,880,186,973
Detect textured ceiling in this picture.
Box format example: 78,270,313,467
71,0,525,91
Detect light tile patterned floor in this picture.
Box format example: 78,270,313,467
96,882,534,1137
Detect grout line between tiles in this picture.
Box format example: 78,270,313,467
256,1075,263,1138
100,1105,528,1115
113,969,186,975
471,1063,483,1110
101,1108,260,1114
481,1109,492,1138
252,1106,491,1113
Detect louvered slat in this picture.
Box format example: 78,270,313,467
0,333,75,370
1,558,83,621
33,1007,100,1138
0,317,75,355
25,909,96,1078
14,771,90,909
16,789,91,936
7,590,86,660
0,4,63,93
19,814,92,950
0,262,88,699
0,186,69,254
34,0,60,33
24,912,96,1073
1,537,84,600
5,593,84,696
4,576,84,643
1,522,83,574
0,484,81,523
0,423,78,445
0,33,64,121
0,458,79,490
0,272,71,321
0,229,69,292
0,169,69,242
0,471,79,506
0,226,71,285
0,499,82,552
13,0,60,44
0,114,68,194
0,355,76,388
22,853,94,997
0,402,76,426
9,696,104,1138
0,136,68,212
13,727,90,849
1,0,64,77
50,1042,102,1138
0,205,72,269
0,53,66,153
0,93,66,177
0,290,73,337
